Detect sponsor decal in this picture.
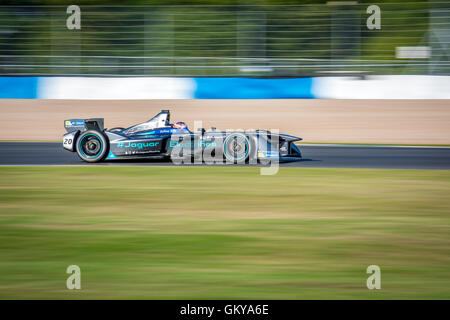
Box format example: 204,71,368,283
157,129,175,133
258,151,279,158
117,141,159,149
169,140,217,148
65,120,84,127
136,128,178,135
135,128,189,136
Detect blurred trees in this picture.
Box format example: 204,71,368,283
0,0,443,76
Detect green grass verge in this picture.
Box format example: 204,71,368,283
0,167,449,299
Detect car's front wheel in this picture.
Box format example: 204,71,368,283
76,130,109,163
223,133,251,163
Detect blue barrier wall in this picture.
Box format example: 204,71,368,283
193,77,315,99
0,76,448,99
0,77,38,99
0,76,316,99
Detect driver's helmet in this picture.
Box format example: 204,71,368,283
173,122,187,129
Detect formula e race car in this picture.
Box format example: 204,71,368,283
63,110,302,163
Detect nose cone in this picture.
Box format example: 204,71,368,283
280,133,302,142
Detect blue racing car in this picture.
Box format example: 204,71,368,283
63,110,302,164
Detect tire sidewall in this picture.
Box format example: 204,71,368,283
76,130,109,163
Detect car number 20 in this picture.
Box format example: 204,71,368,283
63,138,73,146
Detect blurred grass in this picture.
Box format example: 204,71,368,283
0,166,449,299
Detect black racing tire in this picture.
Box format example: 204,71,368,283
223,132,251,164
76,130,109,163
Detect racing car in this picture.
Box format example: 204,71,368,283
63,110,302,163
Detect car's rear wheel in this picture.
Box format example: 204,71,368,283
76,130,109,163
223,133,251,163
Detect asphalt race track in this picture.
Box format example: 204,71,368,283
1,142,450,169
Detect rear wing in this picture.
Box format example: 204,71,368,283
64,118,104,133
